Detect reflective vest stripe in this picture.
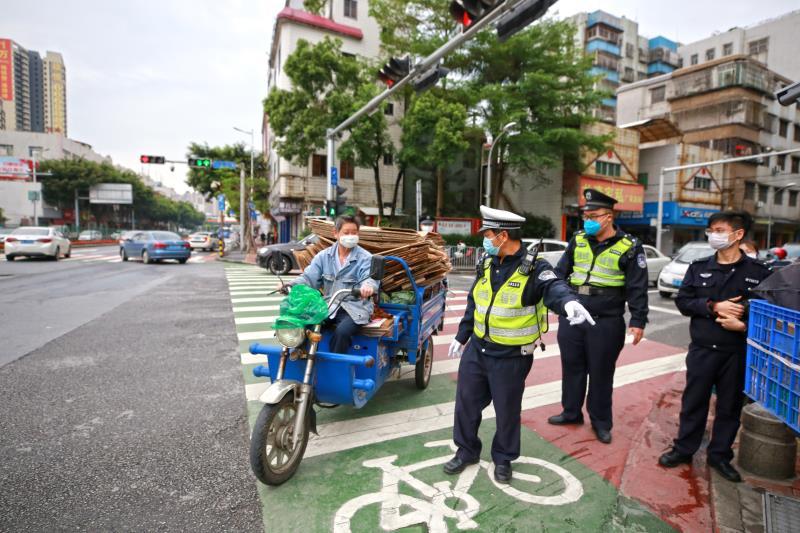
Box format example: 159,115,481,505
475,321,540,339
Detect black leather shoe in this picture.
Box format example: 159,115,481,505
494,463,512,484
443,455,479,475
547,413,584,425
658,449,693,468
593,427,612,444
708,458,742,483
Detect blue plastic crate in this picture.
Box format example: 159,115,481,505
744,300,800,433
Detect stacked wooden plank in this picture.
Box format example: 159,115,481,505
292,220,452,292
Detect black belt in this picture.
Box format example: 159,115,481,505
574,285,625,296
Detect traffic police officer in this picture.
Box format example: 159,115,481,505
444,206,594,483
659,210,771,482
549,189,649,444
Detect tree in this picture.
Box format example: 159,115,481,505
401,92,469,216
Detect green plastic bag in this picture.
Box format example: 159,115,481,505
273,285,329,330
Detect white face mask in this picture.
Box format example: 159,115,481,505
339,235,359,249
708,232,734,250
746,252,757,259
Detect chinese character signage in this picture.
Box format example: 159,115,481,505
0,157,32,181
0,39,13,101
579,177,644,212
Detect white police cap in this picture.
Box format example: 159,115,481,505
478,205,526,232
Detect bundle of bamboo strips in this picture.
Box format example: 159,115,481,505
292,219,451,292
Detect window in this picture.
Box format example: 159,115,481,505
723,43,733,56
795,124,800,142
311,154,327,177
758,184,768,203
748,38,768,56
693,175,712,190
0,144,12,156
637,71,647,80
790,190,798,207
705,48,715,61
792,156,800,174
650,85,666,104
645,247,658,259
690,54,698,66
344,0,357,19
340,159,355,180
596,161,621,177
637,172,648,186
745,182,756,200
625,43,634,58
384,102,394,116
774,188,784,205
779,119,789,137
383,153,394,166
778,154,786,169
28,146,44,157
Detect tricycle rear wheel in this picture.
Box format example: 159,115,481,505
250,393,309,485
415,337,434,390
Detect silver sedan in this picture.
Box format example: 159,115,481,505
4,227,72,261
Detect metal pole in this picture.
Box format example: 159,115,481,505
326,132,335,207
32,154,38,226
656,169,665,252
767,210,773,250
240,166,246,249
416,180,422,231
486,142,494,208
74,189,80,235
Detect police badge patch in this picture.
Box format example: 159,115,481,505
637,253,646,269
538,270,557,281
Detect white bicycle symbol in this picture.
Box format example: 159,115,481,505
333,440,583,533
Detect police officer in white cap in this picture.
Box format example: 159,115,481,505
444,205,594,484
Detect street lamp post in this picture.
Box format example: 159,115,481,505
30,147,50,225
486,122,518,208
234,126,255,251
767,182,796,250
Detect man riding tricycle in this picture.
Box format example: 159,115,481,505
248,215,446,485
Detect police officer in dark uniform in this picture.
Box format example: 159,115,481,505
444,206,594,484
549,189,649,444
659,211,771,482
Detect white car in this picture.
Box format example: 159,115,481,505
657,242,714,298
188,232,218,251
5,226,72,261
78,230,103,241
642,244,671,286
521,238,569,267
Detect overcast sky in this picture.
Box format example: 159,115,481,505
4,1,798,193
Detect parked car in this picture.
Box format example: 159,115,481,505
0,227,14,250
657,242,714,298
642,244,671,286
120,230,191,264
188,232,219,251
257,234,319,275
78,230,103,241
521,238,569,267
5,226,72,261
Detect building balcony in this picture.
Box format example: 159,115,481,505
647,62,675,76
589,66,619,83
587,11,623,32
648,47,681,68
586,39,621,57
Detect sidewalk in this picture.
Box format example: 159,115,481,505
219,248,257,265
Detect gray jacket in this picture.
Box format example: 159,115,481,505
290,242,378,325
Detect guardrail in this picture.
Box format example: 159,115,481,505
444,246,484,271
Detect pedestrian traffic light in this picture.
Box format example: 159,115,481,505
413,65,450,93
335,185,348,216
140,155,165,164
378,56,411,87
188,157,212,168
449,0,501,30
495,0,557,42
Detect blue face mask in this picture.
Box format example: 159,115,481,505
483,235,501,256
583,219,602,236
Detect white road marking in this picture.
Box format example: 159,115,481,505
447,304,468,312
230,296,284,304
232,305,280,313
235,316,277,325
302,351,687,458
237,330,276,341
242,352,267,365
649,304,683,316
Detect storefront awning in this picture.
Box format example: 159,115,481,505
619,117,682,143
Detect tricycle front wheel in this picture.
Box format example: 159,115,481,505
415,337,434,390
249,393,309,486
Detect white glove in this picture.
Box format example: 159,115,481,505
564,300,596,326
448,339,465,358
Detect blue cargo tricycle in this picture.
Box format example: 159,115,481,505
248,255,447,485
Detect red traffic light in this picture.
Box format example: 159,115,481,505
140,154,166,164
140,155,150,164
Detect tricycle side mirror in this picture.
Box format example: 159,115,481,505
370,255,385,281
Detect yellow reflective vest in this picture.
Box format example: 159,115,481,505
472,259,548,346
569,232,634,287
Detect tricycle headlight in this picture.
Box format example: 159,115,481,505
276,327,305,348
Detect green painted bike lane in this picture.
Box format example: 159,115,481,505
224,266,675,532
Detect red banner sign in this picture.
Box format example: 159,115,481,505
0,39,13,101
579,177,644,212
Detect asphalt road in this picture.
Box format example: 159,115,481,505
0,250,263,532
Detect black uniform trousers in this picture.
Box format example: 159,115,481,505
453,341,533,466
673,344,746,462
556,315,626,431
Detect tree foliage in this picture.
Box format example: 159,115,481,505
40,158,204,229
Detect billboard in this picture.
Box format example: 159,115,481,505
89,183,133,204
0,157,32,181
0,39,12,101
578,177,644,212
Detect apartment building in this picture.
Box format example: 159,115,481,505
568,10,680,123
264,0,402,242
617,56,800,249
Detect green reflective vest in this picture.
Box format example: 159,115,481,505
472,259,549,346
569,232,634,287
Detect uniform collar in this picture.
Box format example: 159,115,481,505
586,226,625,244
491,244,525,265
707,251,746,271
